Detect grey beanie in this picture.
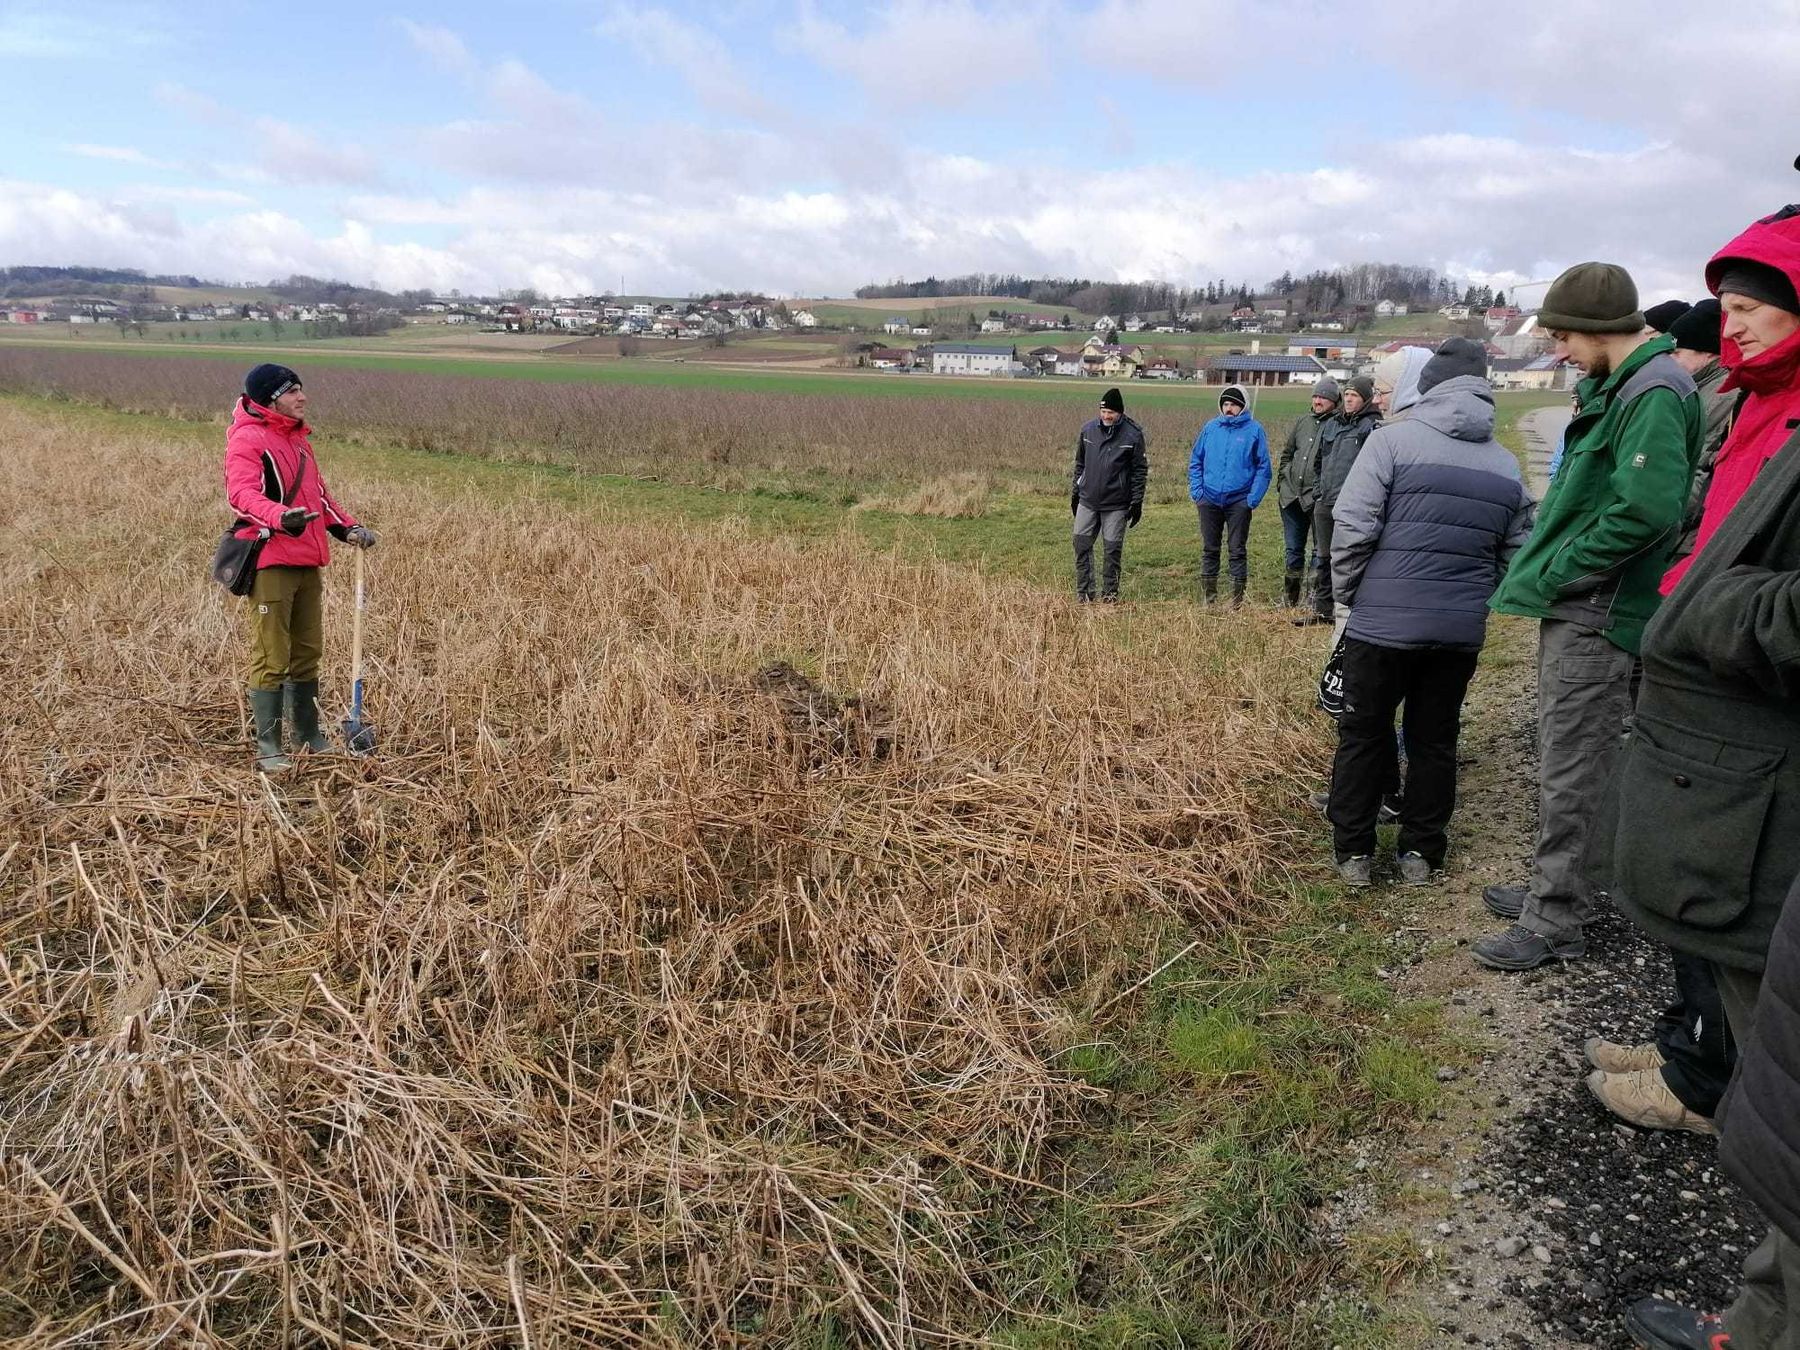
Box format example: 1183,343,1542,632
1416,337,1488,394
1715,261,1800,316
1311,376,1341,402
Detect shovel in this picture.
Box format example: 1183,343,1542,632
341,547,376,754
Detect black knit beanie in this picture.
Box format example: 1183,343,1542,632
245,363,302,407
1219,384,1248,411
1715,261,1800,316
1416,337,1487,394
1668,299,1722,355
1643,299,1692,333
1099,386,1124,413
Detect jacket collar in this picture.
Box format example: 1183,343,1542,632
1583,334,1673,403
238,395,308,437
1722,324,1800,396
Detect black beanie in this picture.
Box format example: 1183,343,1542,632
1219,384,1248,410
1344,375,1376,405
1100,386,1124,413
1643,299,1692,333
1416,337,1487,394
1668,298,1722,355
1715,261,1800,317
245,363,302,407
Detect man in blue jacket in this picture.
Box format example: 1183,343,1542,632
1071,386,1149,602
1188,384,1272,606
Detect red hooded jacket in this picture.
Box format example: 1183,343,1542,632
1663,205,1800,594
224,396,357,570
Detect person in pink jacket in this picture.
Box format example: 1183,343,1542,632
225,363,376,771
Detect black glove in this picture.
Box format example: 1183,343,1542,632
1070,492,1080,515
345,525,379,550
279,508,314,537
1127,503,1143,528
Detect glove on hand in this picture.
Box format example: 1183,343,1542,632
346,525,379,550
279,508,314,536
1126,503,1143,528
1070,492,1080,516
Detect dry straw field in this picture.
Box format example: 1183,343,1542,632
0,398,1350,1345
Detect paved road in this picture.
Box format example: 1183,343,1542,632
1517,404,1572,497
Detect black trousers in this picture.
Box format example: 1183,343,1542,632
1329,639,1477,865
1310,500,1337,618
1196,501,1251,583
1654,948,1736,1117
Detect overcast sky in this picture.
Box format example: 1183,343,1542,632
5,0,1799,301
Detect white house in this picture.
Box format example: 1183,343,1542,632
910,324,932,337
931,343,1014,376
1374,299,1409,317
1092,315,1119,332
630,303,653,319
979,317,1008,333
1122,315,1147,332
883,315,909,334
791,309,818,327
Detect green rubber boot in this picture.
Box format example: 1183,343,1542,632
285,680,331,754
248,688,291,773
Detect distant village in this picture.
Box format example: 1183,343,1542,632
0,287,1575,392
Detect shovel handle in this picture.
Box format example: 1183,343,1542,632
349,547,365,708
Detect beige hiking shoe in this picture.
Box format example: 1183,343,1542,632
1583,1036,1666,1075
1584,1068,1716,1135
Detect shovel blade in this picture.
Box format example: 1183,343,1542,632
341,716,376,755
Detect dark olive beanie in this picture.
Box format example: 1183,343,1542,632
1344,375,1376,404
1539,262,1645,334
1100,386,1124,413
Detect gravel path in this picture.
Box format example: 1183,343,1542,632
1329,409,1762,1347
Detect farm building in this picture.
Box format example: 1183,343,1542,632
930,343,1015,376
1490,354,1577,391
1210,353,1329,387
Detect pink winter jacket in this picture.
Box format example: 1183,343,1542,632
224,396,357,570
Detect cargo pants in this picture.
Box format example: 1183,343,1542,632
1518,619,1638,945
248,565,324,691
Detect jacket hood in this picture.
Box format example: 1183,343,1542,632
1404,375,1497,442
1212,409,1254,429
1384,346,1434,416
1708,204,1800,387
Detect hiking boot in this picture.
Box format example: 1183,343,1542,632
1397,852,1435,886
1200,577,1219,606
1336,855,1374,888
1482,883,1527,919
1378,795,1403,825
1310,789,1330,816
1471,923,1585,971
284,679,331,754
1230,580,1246,609
1586,1068,1716,1135
247,687,291,774
1623,1295,1729,1348
1283,574,1302,607
1584,1037,1666,1075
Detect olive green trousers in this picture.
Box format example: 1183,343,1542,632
247,565,323,691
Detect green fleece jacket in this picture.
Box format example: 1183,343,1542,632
1489,335,1702,653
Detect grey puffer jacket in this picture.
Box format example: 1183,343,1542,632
1330,375,1536,651
1316,404,1383,509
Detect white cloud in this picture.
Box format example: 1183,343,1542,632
154,83,383,187
786,0,1049,105
66,143,174,169
597,4,781,123
396,19,476,76
0,4,170,57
